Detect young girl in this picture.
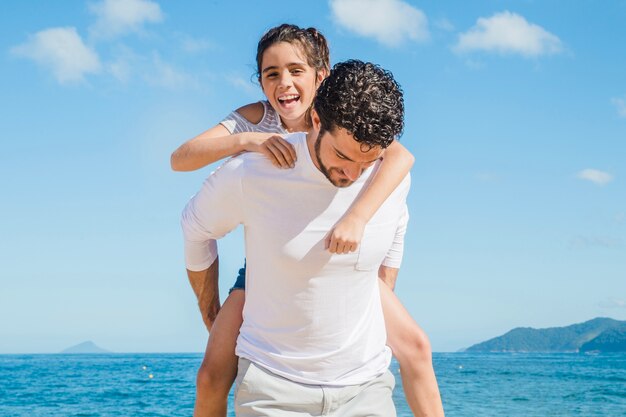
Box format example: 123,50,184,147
172,24,444,417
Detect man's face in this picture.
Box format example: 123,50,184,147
314,127,384,187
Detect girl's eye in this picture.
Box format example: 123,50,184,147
335,152,347,160
266,73,278,79
291,69,304,75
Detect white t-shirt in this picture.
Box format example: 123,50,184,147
182,133,410,385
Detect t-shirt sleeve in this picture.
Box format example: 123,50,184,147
181,158,245,271
381,204,409,269
220,101,268,134
219,110,249,134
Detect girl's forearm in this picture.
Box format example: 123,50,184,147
348,141,414,222
171,127,246,172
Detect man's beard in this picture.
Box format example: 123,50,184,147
314,132,353,187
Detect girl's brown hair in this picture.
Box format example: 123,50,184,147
255,24,330,81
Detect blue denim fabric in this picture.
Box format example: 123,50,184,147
229,260,246,294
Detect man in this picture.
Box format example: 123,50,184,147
182,60,408,416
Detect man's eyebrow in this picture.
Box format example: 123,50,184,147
333,145,379,164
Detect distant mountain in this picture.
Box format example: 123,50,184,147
580,326,626,353
466,317,626,353
61,341,111,354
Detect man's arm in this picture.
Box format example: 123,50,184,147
181,158,245,329
188,258,220,331
378,203,409,290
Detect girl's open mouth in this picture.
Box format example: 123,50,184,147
277,94,300,107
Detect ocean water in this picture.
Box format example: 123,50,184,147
1,353,624,416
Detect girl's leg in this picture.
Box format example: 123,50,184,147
379,280,445,417
194,290,245,417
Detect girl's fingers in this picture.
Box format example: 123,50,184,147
268,138,296,168
282,139,297,164
264,142,289,168
270,135,297,163
341,243,355,254
328,238,357,254
326,228,358,254
260,147,280,167
328,239,339,254
327,238,352,254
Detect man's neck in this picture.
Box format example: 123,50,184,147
305,127,322,171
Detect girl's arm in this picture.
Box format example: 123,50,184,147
170,103,296,172
325,140,414,253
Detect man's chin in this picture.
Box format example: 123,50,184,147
330,177,354,187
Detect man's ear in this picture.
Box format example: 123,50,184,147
310,108,321,130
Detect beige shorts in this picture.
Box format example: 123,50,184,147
234,357,396,417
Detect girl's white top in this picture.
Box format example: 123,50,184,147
220,100,288,134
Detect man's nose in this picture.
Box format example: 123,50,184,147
343,164,361,181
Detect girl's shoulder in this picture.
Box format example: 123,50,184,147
230,101,283,133
234,101,266,124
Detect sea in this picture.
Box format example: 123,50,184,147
1,353,625,416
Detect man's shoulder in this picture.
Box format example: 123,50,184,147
283,131,308,147
398,171,411,193
209,132,309,188
206,154,247,186
235,131,308,166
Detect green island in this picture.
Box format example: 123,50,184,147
466,317,626,353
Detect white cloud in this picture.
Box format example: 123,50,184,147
577,169,613,186
107,59,132,82
434,18,455,32
226,75,258,96
464,58,486,70
330,0,429,47
89,0,163,39
178,35,214,54
103,46,201,89
103,44,140,82
454,11,562,57
145,54,197,90
611,97,626,118
10,27,101,84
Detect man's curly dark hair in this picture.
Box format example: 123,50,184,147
314,60,404,149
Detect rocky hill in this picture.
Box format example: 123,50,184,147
61,341,111,354
580,326,626,353
466,317,626,353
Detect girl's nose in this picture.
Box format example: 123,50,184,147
278,72,293,87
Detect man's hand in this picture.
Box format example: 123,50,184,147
187,258,221,332
198,284,221,331
325,214,366,254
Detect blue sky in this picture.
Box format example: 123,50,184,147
1,0,624,353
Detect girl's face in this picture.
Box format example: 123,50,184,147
259,42,324,129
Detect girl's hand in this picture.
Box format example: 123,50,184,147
243,133,296,169
325,215,366,254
